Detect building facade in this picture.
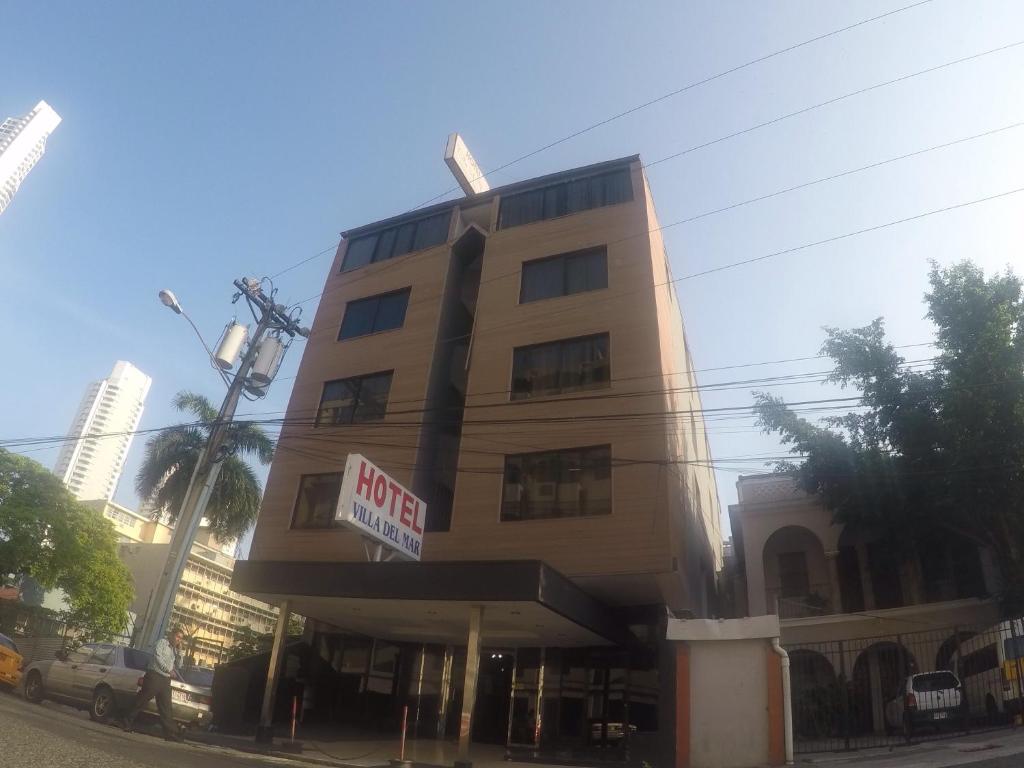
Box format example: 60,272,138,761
727,474,1003,750
86,500,279,668
234,155,722,761
55,361,152,502
0,100,61,216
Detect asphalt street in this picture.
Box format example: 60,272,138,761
9,686,1024,768
0,688,304,768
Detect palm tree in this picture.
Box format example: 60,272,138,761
136,391,274,540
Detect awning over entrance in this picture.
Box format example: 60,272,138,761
232,559,633,647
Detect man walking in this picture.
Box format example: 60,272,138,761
122,626,184,741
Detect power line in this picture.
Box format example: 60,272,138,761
404,0,938,212
265,1,938,281
644,38,1024,170
295,116,1024,336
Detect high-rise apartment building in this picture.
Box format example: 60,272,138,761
234,155,722,761
0,100,61,216
55,361,152,502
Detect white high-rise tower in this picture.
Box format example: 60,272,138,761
0,100,62,216
55,361,153,502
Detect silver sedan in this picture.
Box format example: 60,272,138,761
21,643,211,731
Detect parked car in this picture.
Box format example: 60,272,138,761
21,643,211,730
884,671,967,738
0,633,23,690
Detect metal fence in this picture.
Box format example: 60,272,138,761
786,617,1024,753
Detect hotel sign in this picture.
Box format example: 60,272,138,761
335,454,426,561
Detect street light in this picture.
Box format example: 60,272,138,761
138,277,307,655
158,288,230,386
158,289,182,314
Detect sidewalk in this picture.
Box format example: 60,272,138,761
798,728,1024,767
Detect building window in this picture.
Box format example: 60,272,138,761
511,333,610,400
498,168,633,229
317,372,393,426
520,246,608,303
338,289,411,340
341,211,451,271
291,472,343,529
501,445,612,521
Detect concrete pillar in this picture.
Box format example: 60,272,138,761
824,550,842,614
868,651,885,736
457,605,484,766
979,547,1003,597
256,599,291,743
855,542,876,610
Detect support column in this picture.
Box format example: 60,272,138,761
868,651,885,736
824,550,842,614
256,600,291,744
855,542,876,610
456,605,484,767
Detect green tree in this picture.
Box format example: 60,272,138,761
0,449,133,639
135,391,274,540
226,616,305,662
755,262,1024,604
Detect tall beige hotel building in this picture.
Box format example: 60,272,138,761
235,154,722,762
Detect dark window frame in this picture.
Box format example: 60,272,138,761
500,444,613,522
338,288,411,341
341,210,452,272
519,246,608,304
290,472,344,530
498,167,634,230
510,332,611,401
316,371,394,426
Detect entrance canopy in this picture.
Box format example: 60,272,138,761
233,559,632,647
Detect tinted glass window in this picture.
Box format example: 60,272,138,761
0,636,17,653
67,647,93,664
90,646,115,665
913,672,959,692
502,445,612,521
342,236,376,271
512,334,610,400
339,289,411,340
962,645,999,677
292,473,343,529
124,648,152,670
498,168,633,230
341,211,451,271
520,247,607,304
318,372,393,425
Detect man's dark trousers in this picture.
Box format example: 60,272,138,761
124,670,177,739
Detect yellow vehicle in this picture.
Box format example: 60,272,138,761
0,632,23,689
955,619,1024,721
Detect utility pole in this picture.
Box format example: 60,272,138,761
136,278,307,652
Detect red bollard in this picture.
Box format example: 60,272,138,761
291,694,298,742
400,704,409,762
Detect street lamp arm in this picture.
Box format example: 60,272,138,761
181,310,231,388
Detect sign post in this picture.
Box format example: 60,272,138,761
334,454,426,562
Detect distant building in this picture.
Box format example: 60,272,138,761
0,100,61,216
86,500,279,668
55,361,152,502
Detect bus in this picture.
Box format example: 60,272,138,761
954,619,1024,721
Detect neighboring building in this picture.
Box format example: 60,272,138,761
86,500,279,668
728,474,1002,750
55,361,152,502
0,100,61,216
233,155,722,761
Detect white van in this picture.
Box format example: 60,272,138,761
953,619,1024,720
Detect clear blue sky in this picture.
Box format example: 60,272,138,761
2,1,1022,557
